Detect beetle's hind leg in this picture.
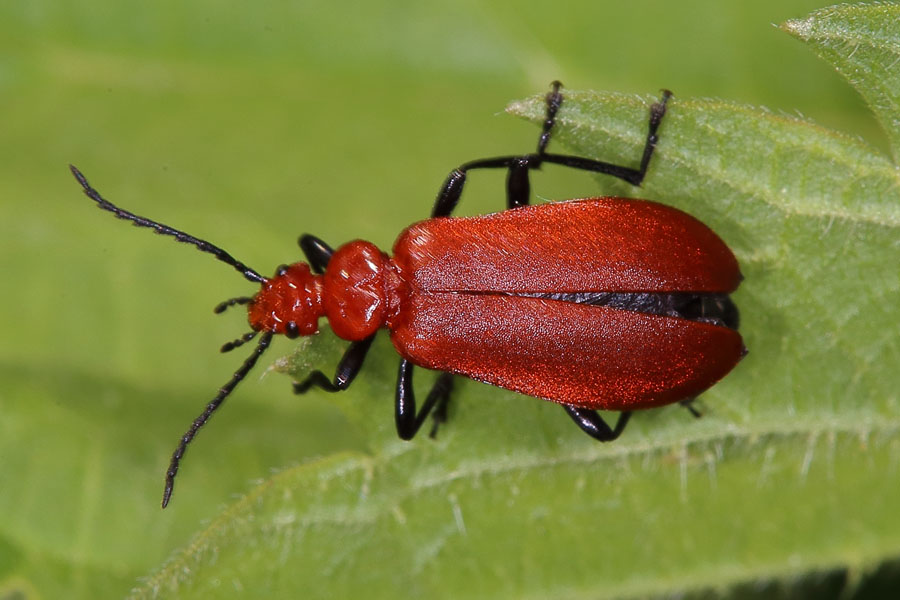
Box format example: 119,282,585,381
426,374,454,438
564,406,632,442
395,360,455,440
293,335,375,394
679,397,703,418
499,81,566,210
431,82,564,217
431,83,672,218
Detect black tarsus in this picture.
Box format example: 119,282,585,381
69,165,267,285
639,89,672,177
162,331,274,508
537,80,563,154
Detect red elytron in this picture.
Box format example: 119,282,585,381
71,82,744,508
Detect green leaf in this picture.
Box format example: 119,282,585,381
782,3,900,162
128,431,900,600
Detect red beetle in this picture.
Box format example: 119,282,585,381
71,83,744,507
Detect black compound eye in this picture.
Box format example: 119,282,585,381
285,322,300,338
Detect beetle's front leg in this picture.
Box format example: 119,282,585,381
293,335,375,394
298,234,334,274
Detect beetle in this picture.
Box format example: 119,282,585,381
71,82,744,508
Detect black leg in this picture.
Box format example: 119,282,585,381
679,398,703,418
564,406,632,442
298,234,334,274
505,158,531,210
293,335,375,393
537,80,564,155
395,360,455,440
427,373,454,439
431,83,672,218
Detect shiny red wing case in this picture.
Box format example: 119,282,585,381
389,198,744,410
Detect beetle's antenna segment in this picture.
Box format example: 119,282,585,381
221,330,258,353
69,165,267,285
162,331,274,508
215,297,254,314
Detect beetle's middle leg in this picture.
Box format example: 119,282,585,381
564,406,632,442
395,360,455,440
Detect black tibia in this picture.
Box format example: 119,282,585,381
564,406,632,442
395,360,455,440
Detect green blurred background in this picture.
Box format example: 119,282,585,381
0,0,883,597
